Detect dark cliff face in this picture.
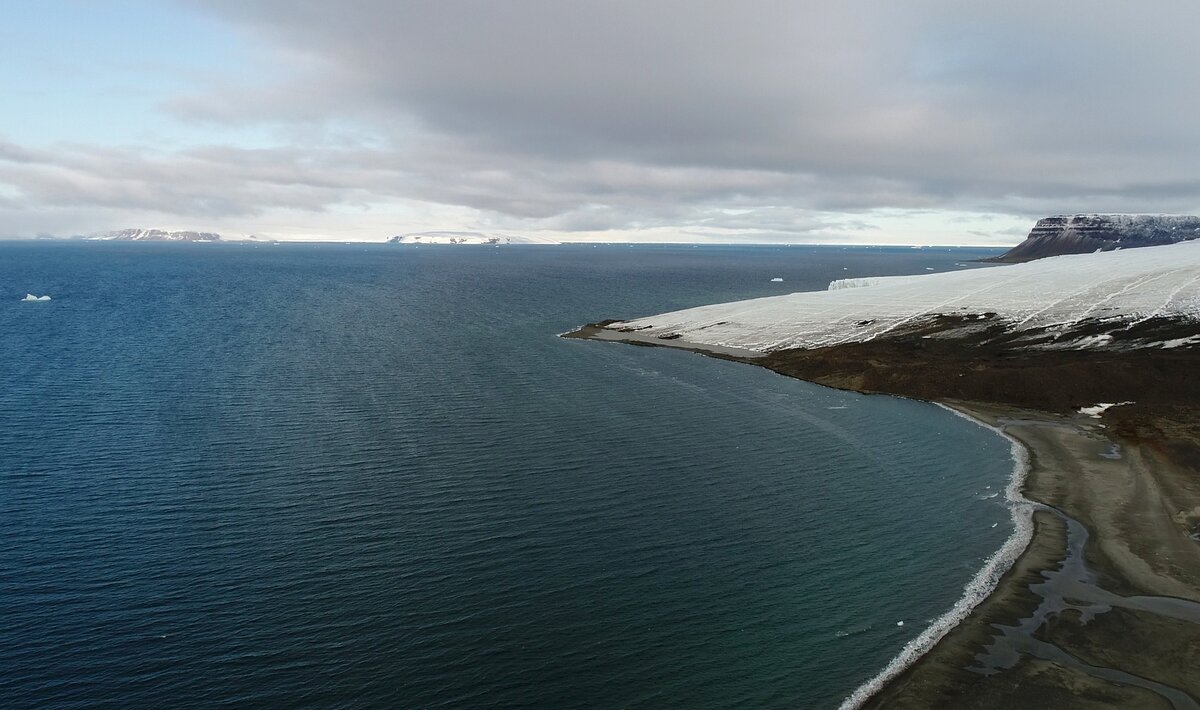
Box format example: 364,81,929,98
991,215,1200,263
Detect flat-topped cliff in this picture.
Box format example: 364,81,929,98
96,229,223,242
991,214,1200,262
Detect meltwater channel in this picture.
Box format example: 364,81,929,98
1,242,1014,708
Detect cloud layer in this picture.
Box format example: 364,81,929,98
4,1,1200,241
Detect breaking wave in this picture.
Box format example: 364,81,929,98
838,404,1035,709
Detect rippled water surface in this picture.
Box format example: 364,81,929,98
1,242,1013,708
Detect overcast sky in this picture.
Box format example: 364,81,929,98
2,1,1198,243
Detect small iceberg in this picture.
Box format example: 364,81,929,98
22,293,51,302
770,277,784,282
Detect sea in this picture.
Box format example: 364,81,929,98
1,241,1015,708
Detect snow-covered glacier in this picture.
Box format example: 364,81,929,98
601,241,1200,353
94,229,222,241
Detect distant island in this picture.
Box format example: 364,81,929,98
92,228,226,242
388,231,560,245
566,226,1200,708
989,213,1200,262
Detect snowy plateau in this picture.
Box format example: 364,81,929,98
388,232,560,245
602,240,1200,353
92,229,223,242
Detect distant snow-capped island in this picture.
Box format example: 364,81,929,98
388,231,560,245
91,229,227,242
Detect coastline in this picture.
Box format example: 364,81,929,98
862,402,1200,709
838,402,1035,709
564,327,1200,708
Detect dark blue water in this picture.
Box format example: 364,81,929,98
1,242,1013,708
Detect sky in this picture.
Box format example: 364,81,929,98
2,1,1199,244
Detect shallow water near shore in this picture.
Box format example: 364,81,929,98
2,242,1014,708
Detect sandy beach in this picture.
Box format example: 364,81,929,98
565,325,1200,708
863,402,1200,709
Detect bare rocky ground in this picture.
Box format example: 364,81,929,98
747,323,1200,707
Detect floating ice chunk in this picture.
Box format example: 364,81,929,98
1078,402,1133,418
770,277,784,282
22,294,51,301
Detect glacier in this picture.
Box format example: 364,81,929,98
601,240,1200,353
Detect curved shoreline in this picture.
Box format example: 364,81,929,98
838,405,1035,709
564,324,1200,707
863,403,1200,708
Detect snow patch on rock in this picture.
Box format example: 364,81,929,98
1078,402,1133,418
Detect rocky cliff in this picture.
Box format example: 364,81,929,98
991,214,1200,262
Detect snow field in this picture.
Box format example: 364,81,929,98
605,241,1200,352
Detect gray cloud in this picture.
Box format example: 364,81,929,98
0,142,385,218
186,2,1200,216
7,1,1200,240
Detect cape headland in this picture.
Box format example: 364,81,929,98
564,239,1200,708
989,214,1200,263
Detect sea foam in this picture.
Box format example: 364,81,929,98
838,404,1035,709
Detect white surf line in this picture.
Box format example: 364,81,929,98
838,404,1035,710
